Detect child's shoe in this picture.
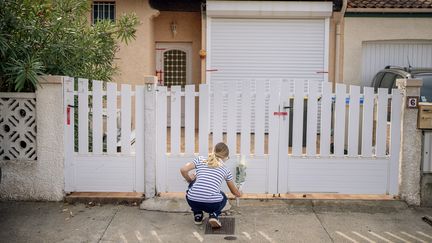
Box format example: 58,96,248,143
194,213,204,225
208,216,222,228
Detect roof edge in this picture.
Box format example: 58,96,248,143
347,8,432,13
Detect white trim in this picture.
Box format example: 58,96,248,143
324,17,330,83
206,1,333,18
155,43,193,85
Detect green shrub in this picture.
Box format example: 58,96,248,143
0,0,139,92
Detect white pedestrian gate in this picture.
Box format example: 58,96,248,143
156,80,402,195
63,77,145,192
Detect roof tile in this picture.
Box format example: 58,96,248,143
348,0,432,9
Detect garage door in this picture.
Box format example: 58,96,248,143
208,18,328,85
362,40,432,86
206,1,331,133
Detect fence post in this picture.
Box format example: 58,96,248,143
144,76,158,199
396,78,423,205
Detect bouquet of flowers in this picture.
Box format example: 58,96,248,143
235,155,247,206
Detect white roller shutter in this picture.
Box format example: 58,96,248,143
207,18,328,132
208,18,326,84
362,40,432,86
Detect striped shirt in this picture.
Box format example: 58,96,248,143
186,156,233,203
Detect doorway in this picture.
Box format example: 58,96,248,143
156,43,193,86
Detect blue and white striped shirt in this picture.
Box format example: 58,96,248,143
186,156,233,203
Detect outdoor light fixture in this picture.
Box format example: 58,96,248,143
170,21,177,38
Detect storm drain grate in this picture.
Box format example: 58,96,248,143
204,217,235,235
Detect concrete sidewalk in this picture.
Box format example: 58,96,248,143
1,199,432,242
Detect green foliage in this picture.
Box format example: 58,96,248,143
0,0,140,92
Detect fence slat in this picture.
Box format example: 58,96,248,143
170,86,181,156
292,81,305,156
64,77,75,191
362,87,374,157
375,88,388,157
78,78,89,154
157,86,167,191
268,79,281,193
121,84,131,154
306,81,318,156
278,80,290,193
348,85,360,156
185,85,195,155
334,84,346,156
92,80,103,154
135,85,145,192
106,82,117,154
226,85,237,155
320,82,332,156
64,77,75,153
199,84,209,156
254,81,265,156
241,80,251,156
389,89,402,194
213,84,223,145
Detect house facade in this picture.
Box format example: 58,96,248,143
342,0,432,86
92,0,342,87
93,0,432,87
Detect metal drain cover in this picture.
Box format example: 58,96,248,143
224,236,237,240
204,217,235,235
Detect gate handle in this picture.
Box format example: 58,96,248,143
283,106,292,110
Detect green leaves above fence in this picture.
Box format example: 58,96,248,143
0,0,140,92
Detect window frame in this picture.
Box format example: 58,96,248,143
92,1,116,24
371,71,385,91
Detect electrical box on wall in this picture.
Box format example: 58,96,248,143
418,103,432,130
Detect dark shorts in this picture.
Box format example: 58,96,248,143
186,180,227,217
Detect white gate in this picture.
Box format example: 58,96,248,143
63,77,144,192
274,81,402,194
156,80,402,195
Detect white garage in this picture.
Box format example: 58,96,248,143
361,40,432,86
206,1,332,87
205,1,332,132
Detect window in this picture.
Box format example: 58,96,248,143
418,74,432,102
371,72,385,91
92,2,115,24
163,50,187,87
379,72,397,92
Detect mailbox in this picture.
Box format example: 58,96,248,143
418,103,432,129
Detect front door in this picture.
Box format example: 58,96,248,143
156,43,192,86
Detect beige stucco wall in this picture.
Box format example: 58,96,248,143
154,11,202,85
343,17,432,86
113,0,159,85
328,14,339,85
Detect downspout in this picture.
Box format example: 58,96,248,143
334,0,347,89
201,2,207,84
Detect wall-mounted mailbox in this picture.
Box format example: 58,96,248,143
418,103,432,129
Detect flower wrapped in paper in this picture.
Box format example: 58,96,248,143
235,155,247,206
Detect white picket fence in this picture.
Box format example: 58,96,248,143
157,80,402,195
63,77,402,195
63,77,144,192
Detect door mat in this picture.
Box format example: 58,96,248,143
204,217,235,235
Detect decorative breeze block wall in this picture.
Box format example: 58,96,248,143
0,93,37,161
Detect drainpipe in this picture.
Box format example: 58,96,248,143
334,0,347,89
201,2,207,84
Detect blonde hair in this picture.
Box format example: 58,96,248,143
205,142,229,168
